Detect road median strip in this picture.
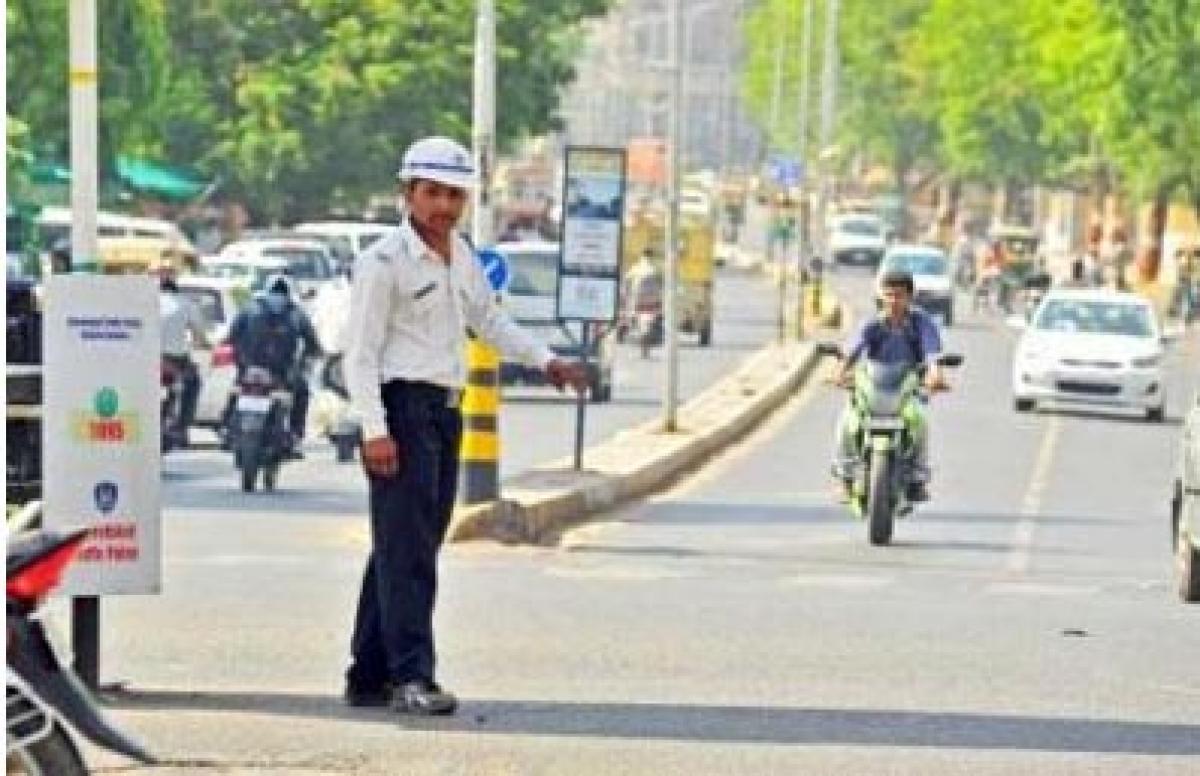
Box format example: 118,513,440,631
448,336,829,545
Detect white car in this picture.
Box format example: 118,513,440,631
829,213,887,267
496,240,613,402
1011,290,1170,421
877,244,955,325
216,236,340,302
293,221,393,269
176,276,247,430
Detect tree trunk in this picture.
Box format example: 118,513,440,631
1137,183,1170,283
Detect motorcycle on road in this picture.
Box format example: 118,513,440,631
820,345,963,545
229,365,296,493
6,503,155,774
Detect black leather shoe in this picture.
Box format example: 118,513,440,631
907,481,930,502
343,683,391,708
391,681,458,716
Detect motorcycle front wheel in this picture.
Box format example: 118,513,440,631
238,437,262,493
6,723,87,776
867,448,895,546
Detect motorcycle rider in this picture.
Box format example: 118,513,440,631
155,260,209,447
226,274,322,457
831,269,948,503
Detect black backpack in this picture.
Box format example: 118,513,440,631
244,301,302,378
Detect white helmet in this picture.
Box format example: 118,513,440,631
397,136,475,189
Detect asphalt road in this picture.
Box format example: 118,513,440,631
87,268,1200,774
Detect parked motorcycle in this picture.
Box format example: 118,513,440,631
6,504,155,774
229,365,295,493
820,345,963,545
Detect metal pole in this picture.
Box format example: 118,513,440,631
573,326,590,470
798,0,814,194
68,0,101,690
69,0,98,272
461,0,500,504
663,0,681,432
816,0,841,265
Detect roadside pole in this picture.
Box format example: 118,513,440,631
795,0,815,343
69,0,100,689
462,0,500,504
664,0,681,432
815,0,840,268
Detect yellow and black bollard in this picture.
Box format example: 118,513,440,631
460,337,501,503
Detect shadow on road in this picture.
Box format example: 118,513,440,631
112,690,1200,756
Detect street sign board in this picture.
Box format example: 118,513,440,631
767,156,804,188
557,145,626,322
476,247,511,292
42,275,162,595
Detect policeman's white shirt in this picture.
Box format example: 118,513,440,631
345,219,555,440
160,291,208,358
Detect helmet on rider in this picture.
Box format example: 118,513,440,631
261,273,294,316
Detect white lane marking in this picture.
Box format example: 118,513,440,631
985,580,1099,596
543,564,690,582
1007,416,1061,575
784,573,894,590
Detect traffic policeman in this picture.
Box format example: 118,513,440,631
343,136,587,715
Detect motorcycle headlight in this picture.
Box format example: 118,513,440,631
1131,354,1161,369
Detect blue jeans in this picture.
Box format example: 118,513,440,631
346,381,462,689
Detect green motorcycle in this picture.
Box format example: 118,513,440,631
820,345,963,545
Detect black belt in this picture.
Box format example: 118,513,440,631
382,379,462,409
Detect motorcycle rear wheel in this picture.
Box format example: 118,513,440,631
6,724,87,776
867,448,895,546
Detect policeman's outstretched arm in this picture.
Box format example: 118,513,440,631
462,256,589,395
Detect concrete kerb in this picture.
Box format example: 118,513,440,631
448,340,826,546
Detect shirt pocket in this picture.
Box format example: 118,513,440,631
400,279,440,323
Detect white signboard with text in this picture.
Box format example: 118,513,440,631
557,146,626,322
43,275,162,595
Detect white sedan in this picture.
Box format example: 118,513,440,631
1011,290,1171,421
877,244,955,325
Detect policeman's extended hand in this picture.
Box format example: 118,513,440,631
362,436,401,478
546,359,589,395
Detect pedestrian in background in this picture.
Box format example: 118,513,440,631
342,136,588,716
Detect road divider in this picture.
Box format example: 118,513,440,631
449,338,830,545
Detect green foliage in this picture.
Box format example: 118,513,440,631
6,0,609,222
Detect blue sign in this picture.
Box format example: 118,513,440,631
94,481,119,515
767,156,804,187
476,247,510,292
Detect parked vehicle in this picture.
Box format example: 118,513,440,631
6,276,42,504
229,366,296,493
829,213,888,267
7,504,155,774
1010,290,1173,421
1171,390,1200,602
496,240,614,402
877,244,955,325
820,344,963,545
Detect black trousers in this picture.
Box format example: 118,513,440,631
347,381,462,689
163,354,200,431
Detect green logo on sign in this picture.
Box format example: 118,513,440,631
93,388,119,418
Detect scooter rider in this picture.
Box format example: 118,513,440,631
154,260,209,447
226,274,323,456
831,269,948,502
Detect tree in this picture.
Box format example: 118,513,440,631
7,0,611,222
